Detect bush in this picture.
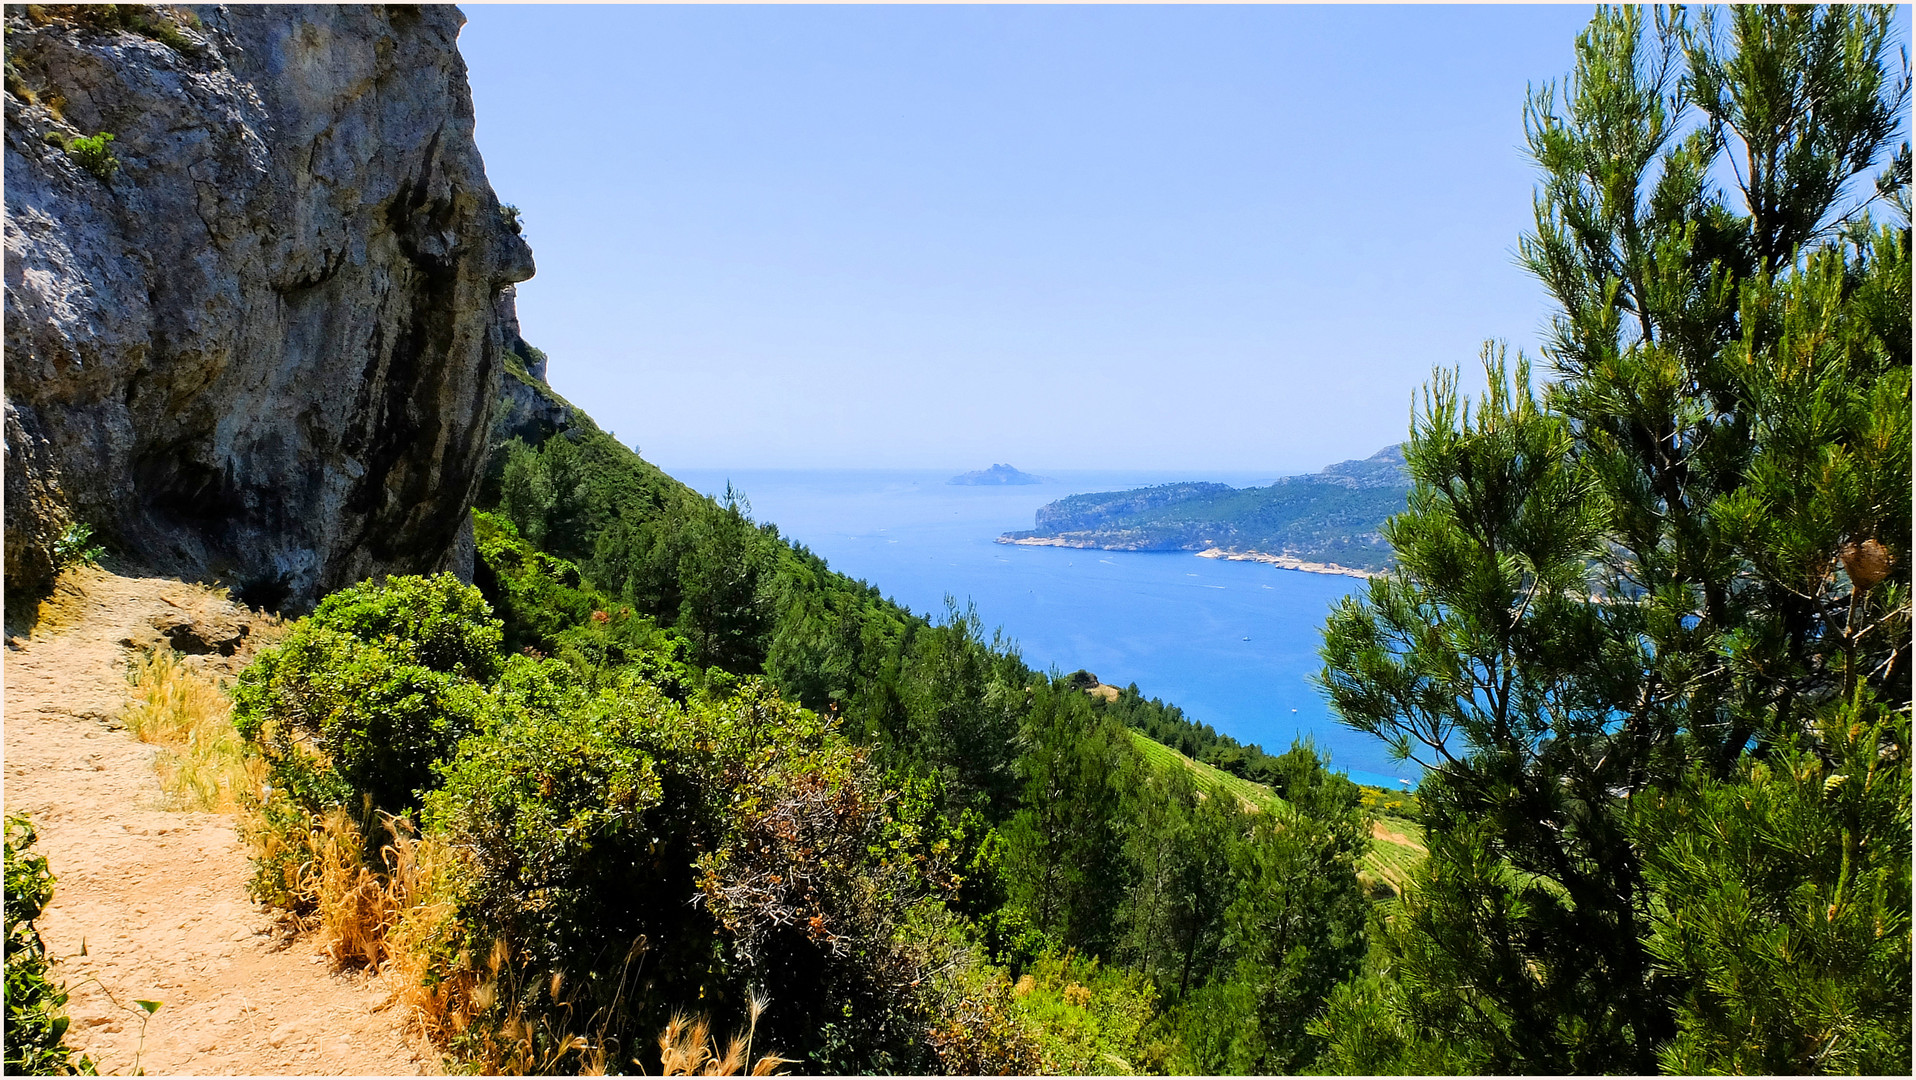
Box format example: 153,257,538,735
63,132,116,181
234,575,504,817
237,629,495,818
424,669,662,977
4,816,93,1075
49,523,103,572
1005,951,1170,1075
307,573,503,680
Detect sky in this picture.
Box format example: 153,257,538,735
457,4,1611,474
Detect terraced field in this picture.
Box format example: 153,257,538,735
1127,730,1282,811
1126,730,1426,893
1364,816,1427,896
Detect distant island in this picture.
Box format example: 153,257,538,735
950,463,1050,485
998,445,1408,575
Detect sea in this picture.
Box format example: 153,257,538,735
675,467,1420,791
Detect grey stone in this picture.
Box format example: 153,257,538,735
4,5,534,612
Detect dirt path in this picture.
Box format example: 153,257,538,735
3,565,435,1076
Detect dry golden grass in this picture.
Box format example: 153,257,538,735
122,647,264,812
659,995,791,1076
313,806,405,968
29,563,111,637
239,804,577,1073
270,812,630,1076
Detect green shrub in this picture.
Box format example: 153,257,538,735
238,630,494,816
1005,951,1170,1075
412,674,967,1073
49,523,103,571
4,816,94,1076
425,670,662,971
307,573,503,680
234,575,504,817
63,132,116,181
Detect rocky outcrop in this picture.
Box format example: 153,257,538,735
3,5,533,611
488,284,573,448
3,399,72,606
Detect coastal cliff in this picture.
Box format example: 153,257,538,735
3,4,533,611
999,446,1408,574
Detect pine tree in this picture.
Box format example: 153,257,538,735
998,683,1138,957
1318,5,1909,1072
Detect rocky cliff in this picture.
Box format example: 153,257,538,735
4,4,533,612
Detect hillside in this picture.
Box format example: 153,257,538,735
1124,730,1425,896
1000,446,1408,573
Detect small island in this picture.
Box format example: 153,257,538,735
949,463,1050,485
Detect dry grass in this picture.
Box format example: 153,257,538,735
253,809,666,1076
658,995,791,1076
29,563,110,637
122,647,264,812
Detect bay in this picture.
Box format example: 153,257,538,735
675,467,1419,790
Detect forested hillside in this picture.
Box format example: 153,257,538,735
1001,445,1407,572
215,354,1384,1073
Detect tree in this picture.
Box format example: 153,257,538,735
1319,5,1909,1072
998,683,1138,959
674,486,774,671
897,600,1027,817
1177,743,1371,1074
498,438,556,547
1637,690,1911,1074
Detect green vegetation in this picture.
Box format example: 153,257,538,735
62,132,116,181
229,408,1378,1071
5,816,93,1076
1090,678,1315,790
204,5,1905,1074
26,3,198,51
1124,730,1426,896
49,523,103,572
1003,445,1407,571
1125,730,1278,812
1317,6,1910,1074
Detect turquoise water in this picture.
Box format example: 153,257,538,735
675,468,1419,790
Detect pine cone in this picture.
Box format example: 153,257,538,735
1838,538,1892,589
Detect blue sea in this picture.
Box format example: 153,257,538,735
676,468,1420,790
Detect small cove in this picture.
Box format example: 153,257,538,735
676,467,1420,789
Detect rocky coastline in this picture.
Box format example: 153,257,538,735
995,535,1379,579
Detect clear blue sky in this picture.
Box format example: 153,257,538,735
458,4,1605,474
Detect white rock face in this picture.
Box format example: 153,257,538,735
4,5,534,610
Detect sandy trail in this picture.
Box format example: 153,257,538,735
3,565,434,1076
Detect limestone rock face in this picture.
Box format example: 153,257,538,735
3,399,72,603
3,5,533,611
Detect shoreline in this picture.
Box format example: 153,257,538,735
996,536,1380,580
1193,547,1379,580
